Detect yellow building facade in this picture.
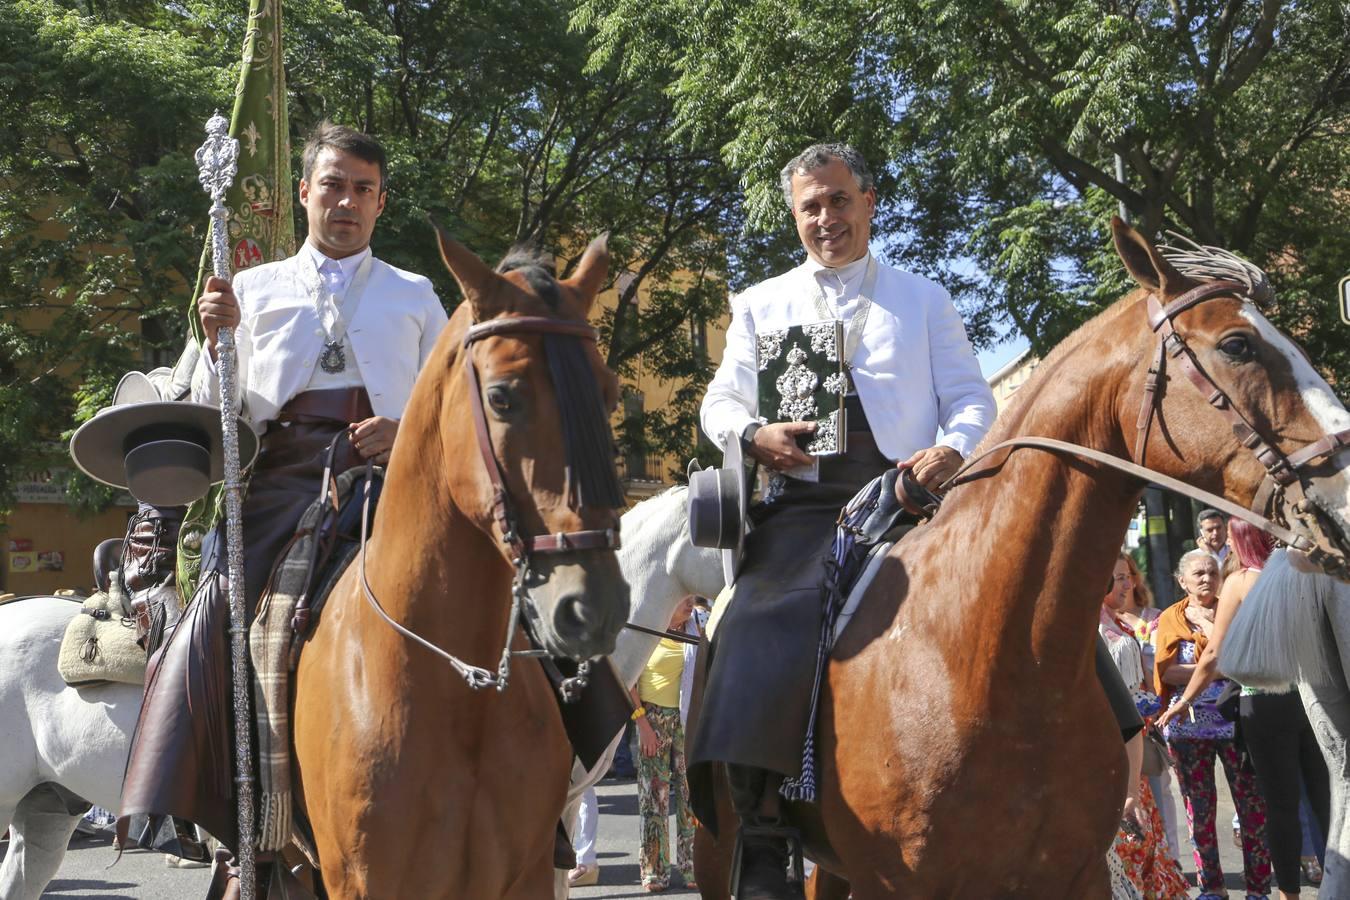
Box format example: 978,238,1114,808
987,349,1039,413
597,270,730,501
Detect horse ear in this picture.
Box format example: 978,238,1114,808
430,218,501,321
1110,216,1190,297
562,233,610,316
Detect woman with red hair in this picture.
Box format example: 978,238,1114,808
1158,521,1331,899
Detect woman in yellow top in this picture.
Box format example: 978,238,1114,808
632,595,700,893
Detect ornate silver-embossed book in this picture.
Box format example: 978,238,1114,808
755,320,848,456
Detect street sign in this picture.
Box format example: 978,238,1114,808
1340,274,1350,325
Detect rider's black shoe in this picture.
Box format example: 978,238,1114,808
733,828,806,900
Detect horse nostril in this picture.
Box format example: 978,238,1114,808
553,595,595,639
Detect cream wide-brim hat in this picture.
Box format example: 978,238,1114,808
68,372,258,507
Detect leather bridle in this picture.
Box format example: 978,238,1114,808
946,281,1350,576
461,315,621,561
1135,281,1350,491
357,313,623,694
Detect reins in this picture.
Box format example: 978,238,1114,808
945,436,1331,564
355,314,623,694
622,620,700,645
943,282,1350,577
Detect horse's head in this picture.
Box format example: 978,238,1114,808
432,224,630,660
1110,217,1350,577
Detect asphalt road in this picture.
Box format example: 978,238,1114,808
19,771,1320,898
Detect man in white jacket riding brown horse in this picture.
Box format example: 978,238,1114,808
689,143,998,899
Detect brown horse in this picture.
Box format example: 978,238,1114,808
697,218,1350,898
293,230,631,898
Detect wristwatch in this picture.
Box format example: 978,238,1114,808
739,421,762,450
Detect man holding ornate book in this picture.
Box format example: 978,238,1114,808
689,143,997,900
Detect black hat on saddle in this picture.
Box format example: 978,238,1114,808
69,371,259,507
687,428,751,587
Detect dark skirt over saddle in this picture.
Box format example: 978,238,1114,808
118,388,371,854
685,428,1145,834
687,429,891,827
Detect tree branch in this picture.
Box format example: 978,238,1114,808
1214,0,1280,100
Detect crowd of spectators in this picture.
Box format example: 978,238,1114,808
1108,510,1329,900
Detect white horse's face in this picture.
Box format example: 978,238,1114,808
610,487,722,683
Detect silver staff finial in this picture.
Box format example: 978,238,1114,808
196,111,239,205
197,114,239,282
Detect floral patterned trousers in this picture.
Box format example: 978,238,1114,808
1169,737,1272,895
634,703,695,888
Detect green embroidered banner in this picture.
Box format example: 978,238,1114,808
186,0,295,343
179,0,293,600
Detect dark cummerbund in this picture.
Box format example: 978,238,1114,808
276,387,373,426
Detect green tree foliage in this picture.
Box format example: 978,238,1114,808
0,0,236,510
0,0,750,512
577,0,1350,375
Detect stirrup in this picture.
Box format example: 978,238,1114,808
729,822,805,896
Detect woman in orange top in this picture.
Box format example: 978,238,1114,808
1154,549,1271,899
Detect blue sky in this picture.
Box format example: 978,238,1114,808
977,334,1031,380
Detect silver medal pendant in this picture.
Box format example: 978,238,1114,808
319,340,346,373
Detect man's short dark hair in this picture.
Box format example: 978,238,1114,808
779,143,874,209
1196,508,1225,528
301,121,388,191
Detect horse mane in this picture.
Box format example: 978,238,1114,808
1219,549,1340,689
491,243,623,508
1159,233,1273,304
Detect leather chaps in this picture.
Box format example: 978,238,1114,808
118,389,370,854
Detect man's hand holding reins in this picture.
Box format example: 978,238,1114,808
746,421,817,471
899,444,962,490
351,416,399,465
197,275,240,362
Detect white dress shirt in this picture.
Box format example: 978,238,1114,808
305,241,369,295
700,254,996,462
192,245,449,431
302,242,369,391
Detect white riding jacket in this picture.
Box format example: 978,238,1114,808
192,248,448,430
700,253,996,462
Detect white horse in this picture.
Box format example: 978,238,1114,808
1219,549,1350,897
556,485,723,897
0,596,140,900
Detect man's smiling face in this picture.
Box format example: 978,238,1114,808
298,147,385,259
789,158,876,268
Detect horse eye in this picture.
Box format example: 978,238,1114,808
486,385,513,415
1218,335,1253,359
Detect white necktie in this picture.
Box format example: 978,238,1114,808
320,258,344,298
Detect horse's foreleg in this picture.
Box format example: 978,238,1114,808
556,763,589,900
503,845,559,900
0,790,81,900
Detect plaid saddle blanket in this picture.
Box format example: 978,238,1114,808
248,463,382,850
